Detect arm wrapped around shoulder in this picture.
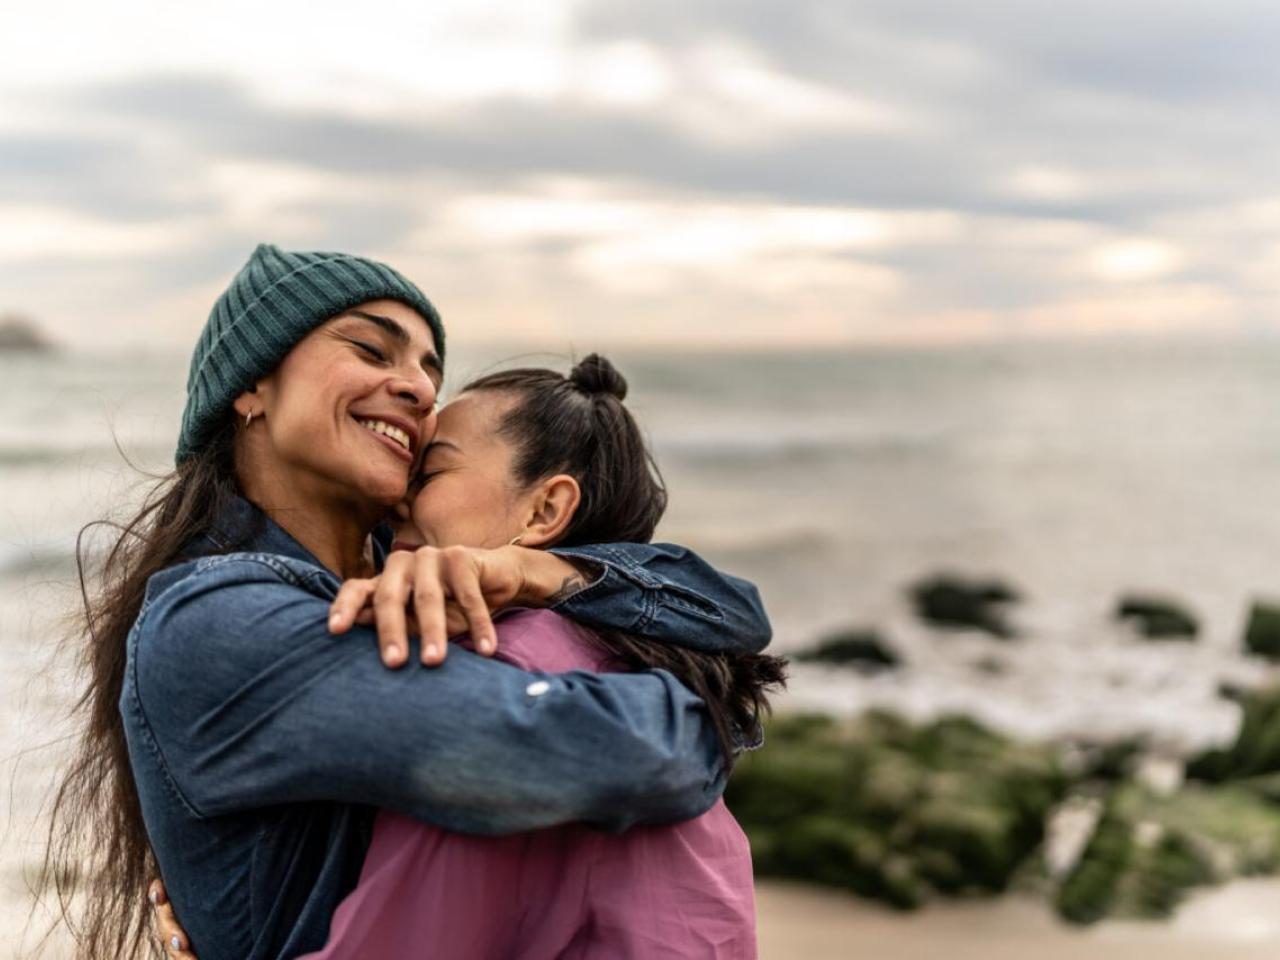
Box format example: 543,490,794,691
128,555,726,834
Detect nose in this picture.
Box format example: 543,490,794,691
388,369,439,414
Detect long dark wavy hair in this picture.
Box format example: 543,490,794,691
461,353,787,761
37,416,243,959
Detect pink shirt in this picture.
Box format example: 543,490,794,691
299,608,757,960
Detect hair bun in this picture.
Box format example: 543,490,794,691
570,353,628,401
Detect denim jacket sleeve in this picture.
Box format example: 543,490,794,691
549,542,771,655
129,554,725,835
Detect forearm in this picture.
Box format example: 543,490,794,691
144,566,724,833
547,542,773,655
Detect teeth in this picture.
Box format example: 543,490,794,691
357,419,411,452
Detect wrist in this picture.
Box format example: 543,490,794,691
511,548,598,607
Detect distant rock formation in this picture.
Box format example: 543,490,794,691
0,313,54,352
909,573,1022,639
795,628,901,672
1115,594,1199,640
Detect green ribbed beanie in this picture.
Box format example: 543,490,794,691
176,243,445,463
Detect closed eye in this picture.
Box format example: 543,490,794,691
350,339,387,362
410,470,441,492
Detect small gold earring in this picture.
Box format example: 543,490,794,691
245,410,256,427
508,534,523,547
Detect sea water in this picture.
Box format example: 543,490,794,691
3,336,1280,775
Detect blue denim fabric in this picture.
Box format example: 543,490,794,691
120,496,771,960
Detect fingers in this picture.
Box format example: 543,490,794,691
412,548,448,666
328,578,378,635
371,553,414,668
149,881,198,959
443,547,497,656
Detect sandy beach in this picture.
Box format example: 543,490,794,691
754,879,1280,960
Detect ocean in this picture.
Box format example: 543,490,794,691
5,335,1280,950
3,336,1280,770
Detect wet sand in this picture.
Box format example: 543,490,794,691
755,879,1280,960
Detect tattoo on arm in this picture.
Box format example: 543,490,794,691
546,574,589,605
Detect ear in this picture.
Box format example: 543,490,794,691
517,474,581,548
230,380,268,422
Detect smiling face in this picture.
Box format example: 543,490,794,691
391,390,531,551
235,298,444,512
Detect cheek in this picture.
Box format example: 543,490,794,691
412,477,514,547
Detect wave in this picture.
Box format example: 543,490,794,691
655,427,939,466
0,441,175,468
0,543,76,579
667,524,839,560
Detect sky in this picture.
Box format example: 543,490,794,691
2,0,1279,350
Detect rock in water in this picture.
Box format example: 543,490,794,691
908,574,1021,638
1115,595,1199,639
1244,602,1280,660
1186,686,1280,782
795,629,901,672
0,314,54,352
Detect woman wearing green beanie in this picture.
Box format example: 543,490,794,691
42,244,771,960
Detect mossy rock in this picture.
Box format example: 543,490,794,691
1129,829,1214,918
1144,782,1280,876
728,711,1068,910
767,816,925,909
1185,687,1280,782
909,574,1020,638
1079,738,1147,782
905,798,1020,892
1115,596,1199,640
795,629,901,672
1245,603,1280,660
1056,803,1134,925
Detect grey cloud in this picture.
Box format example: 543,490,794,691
579,0,1280,103
47,71,1270,230
0,131,221,221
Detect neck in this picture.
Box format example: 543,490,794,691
237,452,381,579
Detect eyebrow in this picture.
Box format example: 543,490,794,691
346,309,444,379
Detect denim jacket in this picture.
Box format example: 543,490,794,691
120,496,771,960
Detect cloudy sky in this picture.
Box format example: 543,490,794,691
3,0,1279,349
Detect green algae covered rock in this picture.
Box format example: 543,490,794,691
1245,602,1280,660
908,575,1021,638
1115,596,1199,639
1056,802,1133,924
1186,687,1280,782
795,629,901,672
726,712,1068,910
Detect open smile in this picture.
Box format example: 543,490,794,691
354,416,417,464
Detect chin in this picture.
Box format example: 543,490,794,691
354,466,412,505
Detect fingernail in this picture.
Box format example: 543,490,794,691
149,888,159,906
480,637,494,655
170,935,183,951
424,644,439,660
328,613,341,630
385,645,403,663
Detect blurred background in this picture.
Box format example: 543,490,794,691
5,2,1280,957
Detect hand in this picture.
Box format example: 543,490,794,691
149,880,197,959
328,545,524,667
328,545,593,668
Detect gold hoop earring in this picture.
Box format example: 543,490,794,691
245,410,256,428
508,534,523,547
